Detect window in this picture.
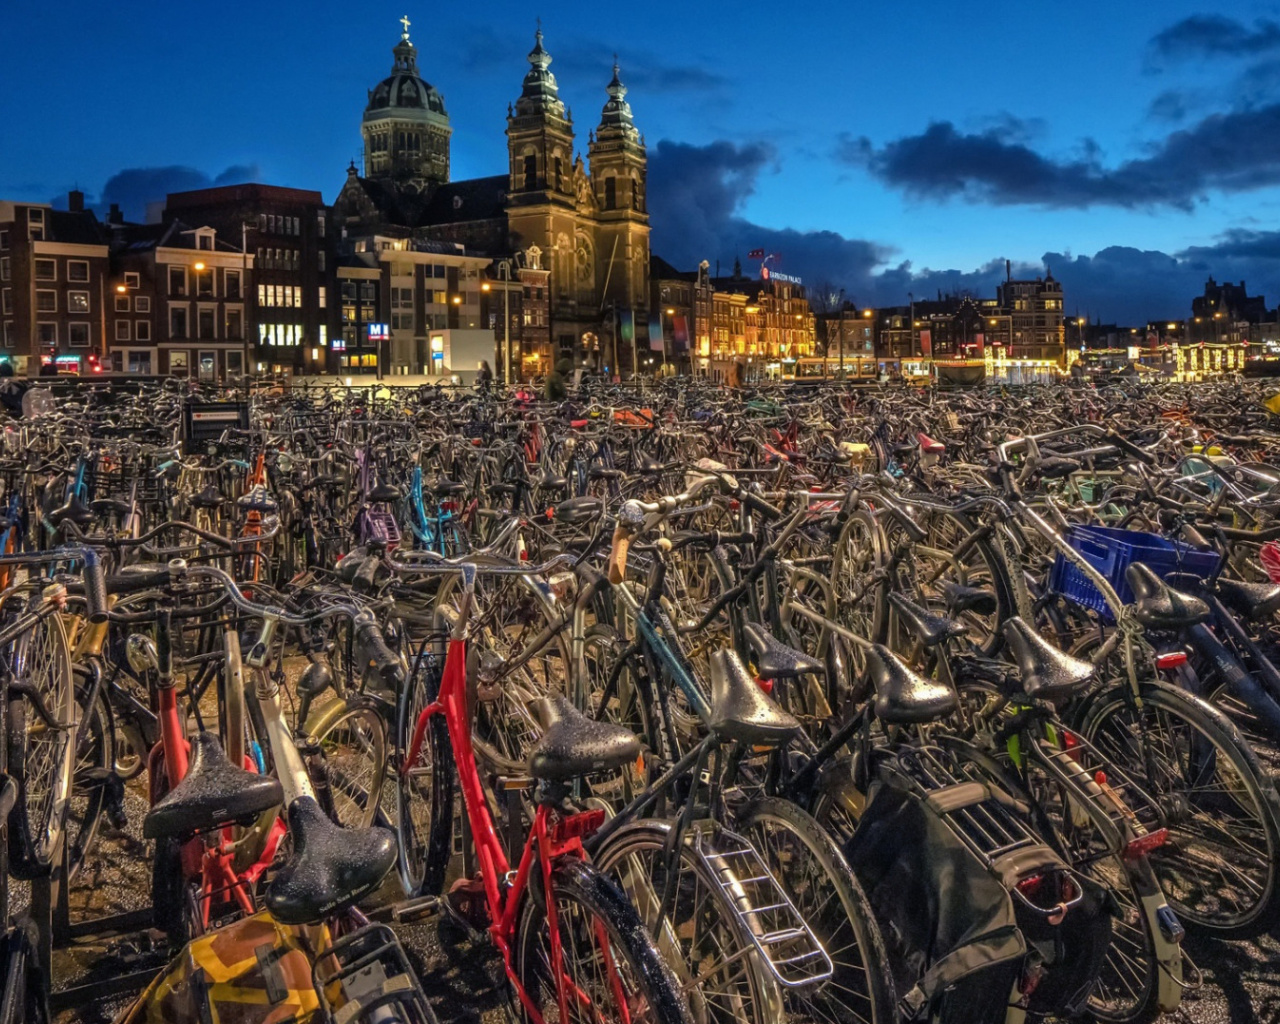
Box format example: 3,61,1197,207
605,178,616,209
258,214,267,231
135,295,150,313
125,272,140,288
225,270,241,300
0,258,7,282
1,322,9,347
115,295,130,312
341,281,355,300
67,260,90,283
392,287,413,308
28,209,44,241
168,267,186,295
170,307,188,338
0,230,8,250
523,155,537,191
360,282,377,300
555,156,563,189
392,312,413,330
1,290,8,315
318,286,327,309
135,320,151,341
319,324,327,348
226,309,242,339
36,322,56,345
318,251,326,271
198,308,215,339
342,304,356,323
34,259,55,281
317,212,326,237
197,234,213,251
68,291,90,313
68,323,89,347
115,320,131,342
36,290,56,312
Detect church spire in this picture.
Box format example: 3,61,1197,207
514,26,567,119
597,59,638,142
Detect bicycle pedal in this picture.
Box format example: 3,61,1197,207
442,878,491,935
391,894,442,924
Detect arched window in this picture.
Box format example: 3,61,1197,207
555,156,563,190
523,155,537,191
604,177,617,210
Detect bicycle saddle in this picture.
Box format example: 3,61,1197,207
143,731,283,840
588,466,624,481
741,621,824,679
265,796,397,925
527,695,642,781
431,478,465,497
1125,563,1210,628
189,484,224,509
553,496,602,524
867,644,958,725
1214,577,1280,621
237,485,278,513
635,452,665,474
888,593,968,648
1002,617,1094,702
1036,456,1081,480
45,493,93,528
534,470,569,490
368,477,402,502
917,432,945,454
708,648,799,746
90,497,133,518
939,581,998,617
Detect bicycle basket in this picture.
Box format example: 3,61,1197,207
1048,524,1221,622
313,923,438,1024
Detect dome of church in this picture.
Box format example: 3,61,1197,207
364,26,447,119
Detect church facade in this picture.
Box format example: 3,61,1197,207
332,20,650,373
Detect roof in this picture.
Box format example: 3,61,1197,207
115,219,243,254
650,254,695,281
419,176,508,225
167,183,325,208
46,209,107,246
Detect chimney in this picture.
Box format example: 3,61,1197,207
68,189,84,212
107,203,123,225
1005,259,1011,283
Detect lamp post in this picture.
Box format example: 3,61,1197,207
240,222,255,385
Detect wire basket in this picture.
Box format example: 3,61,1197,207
1048,524,1221,622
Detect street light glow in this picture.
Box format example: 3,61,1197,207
194,262,205,271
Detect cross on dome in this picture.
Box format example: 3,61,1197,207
400,14,411,40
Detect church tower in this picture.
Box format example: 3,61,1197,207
506,29,586,353
588,62,650,318
362,17,451,192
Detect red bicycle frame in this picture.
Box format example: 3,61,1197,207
403,633,628,1024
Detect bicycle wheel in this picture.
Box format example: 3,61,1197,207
396,661,454,898
594,820,783,1024
0,921,47,1024
512,856,694,1024
738,797,897,1024
1081,680,1280,937
312,702,388,830
7,613,74,878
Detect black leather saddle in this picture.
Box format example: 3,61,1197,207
1215,577,1280,621
888,593,968,648
635,452,665,474
534,470,569,491
708,649,799,746
45,493,93,529
1002,617,1094,702
91,497,134,518
190,484,224,510
553,497,602,525
741,621,824,679
238,486,278,514
432,478,466,497
588,466,624,481
866,644,958,724
368,477,402,503
265,796,397,925
939,581,998,617
528,696,641,782
1126,563,1209,628
143,731,283,840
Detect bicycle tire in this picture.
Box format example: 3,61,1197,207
395,659,454,898
511,855,695,1024
311,701,389,830
0,921,47,1024
738,796,898,1024
64,673,114,881
1080,679,1280,938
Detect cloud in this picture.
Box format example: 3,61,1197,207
849,104,1280,210
1148,15,1280,63
54,164,261,221
647,140,1280,323
1147,90,1190,122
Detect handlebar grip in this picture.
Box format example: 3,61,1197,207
355,557,381,588
740,489,783,521
607,524,631,585
355,620,400,677
105,568,171,594
82,551,107,624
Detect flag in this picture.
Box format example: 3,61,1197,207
619,309,635,344
920,329,932,357
974,332,985,357
649,314,665,352
673,315,689,351
748,248,765,259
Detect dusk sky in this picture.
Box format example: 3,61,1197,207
5,0,1280,321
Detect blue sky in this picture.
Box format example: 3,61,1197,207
4,0,1279,321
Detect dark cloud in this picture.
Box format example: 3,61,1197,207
1148,15,1280,63
850,104,1280,210
647,140,1280,323
54,164,260,221
1147,90,1190,122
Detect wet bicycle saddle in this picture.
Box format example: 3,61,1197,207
708,648,800,746
742,621,825,679
1213,577,1280,621
1126,563,1210,628
1002,617,1094,702
143,731,283,840
528,695,642,781
887,593,969,648
265,796,397,925
866,644,959,724
938,581,998,617
45,493,94,528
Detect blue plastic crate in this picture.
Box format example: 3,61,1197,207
1048,525,1221,622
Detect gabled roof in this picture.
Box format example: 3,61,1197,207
115,219,242,254
419,176,508,225
46,209,107,246
650,254,695,281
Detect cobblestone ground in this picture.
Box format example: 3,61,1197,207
42,658,1280,1024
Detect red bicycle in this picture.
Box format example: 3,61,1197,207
392,556,694,1024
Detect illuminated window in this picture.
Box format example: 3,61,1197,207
68,291,90,313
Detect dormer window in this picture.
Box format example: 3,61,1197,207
196,229,214,251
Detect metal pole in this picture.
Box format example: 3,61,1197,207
241,222,250,386
503,261,511,385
